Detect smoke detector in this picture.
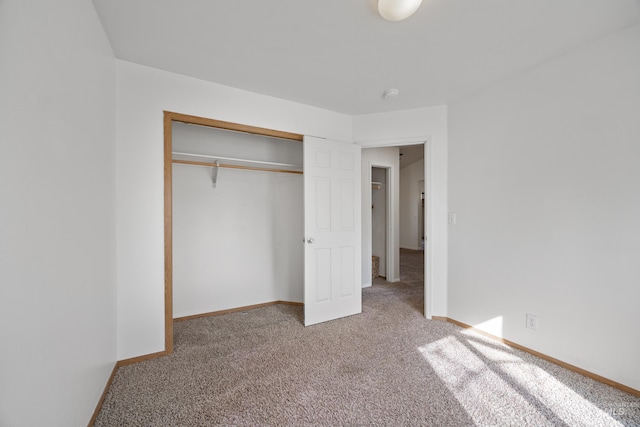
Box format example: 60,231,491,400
383,88,400,100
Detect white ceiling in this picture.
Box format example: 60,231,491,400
92,0,640,115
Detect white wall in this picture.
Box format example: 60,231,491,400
0,1,117,426
354,106,448,318
361,148,400,286
173,167,303,316
116,60,352,359
400,159,425,250
274,174,305,303
172,125,303,318
448,23,640,391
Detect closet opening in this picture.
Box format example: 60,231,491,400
164,111,304,354
371,166,390,281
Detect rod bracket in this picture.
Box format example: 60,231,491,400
211,160,219,188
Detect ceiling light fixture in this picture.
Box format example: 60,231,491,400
378,0,423,21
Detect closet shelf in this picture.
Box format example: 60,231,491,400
172,151,303,175
173,152,300,168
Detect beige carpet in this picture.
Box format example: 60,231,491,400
95,250,640,426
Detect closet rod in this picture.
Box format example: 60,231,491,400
172,151,300,168
172,159,303,175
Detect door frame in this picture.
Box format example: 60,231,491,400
163,111,303,354
358,137,433,319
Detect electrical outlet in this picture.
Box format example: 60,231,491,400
448,212,457,224
526,313,538,330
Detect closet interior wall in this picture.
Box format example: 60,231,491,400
371,167,387,278
171,122,304,319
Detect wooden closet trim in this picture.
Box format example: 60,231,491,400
167,111,303,141
163,110,304,357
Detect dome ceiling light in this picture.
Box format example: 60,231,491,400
378,0,423,22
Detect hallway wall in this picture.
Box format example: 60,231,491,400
400,159,425,250
361,147,400,286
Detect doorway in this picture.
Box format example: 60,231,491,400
361,140,432,318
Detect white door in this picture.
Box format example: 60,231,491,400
304,136,362,326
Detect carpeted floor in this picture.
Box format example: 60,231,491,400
95,249,640,426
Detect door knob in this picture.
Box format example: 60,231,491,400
307,238,315,244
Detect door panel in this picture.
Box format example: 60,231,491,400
304,136,362,326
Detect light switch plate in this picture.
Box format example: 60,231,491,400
526,313,538,330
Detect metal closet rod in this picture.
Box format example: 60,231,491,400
172,151,300,168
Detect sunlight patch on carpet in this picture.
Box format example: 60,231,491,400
418,336,623,426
